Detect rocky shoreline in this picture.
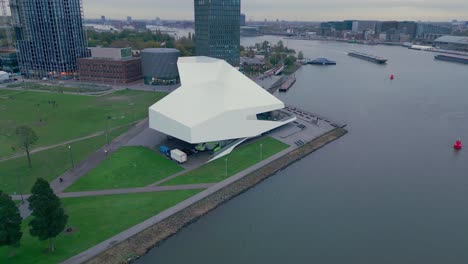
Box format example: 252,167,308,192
86,127,348,264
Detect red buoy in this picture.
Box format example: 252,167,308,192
390,74,394,80
454,139,462,150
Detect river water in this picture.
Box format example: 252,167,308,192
137,37,468,264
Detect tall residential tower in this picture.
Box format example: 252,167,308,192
194,0,240,66
10,0,89,78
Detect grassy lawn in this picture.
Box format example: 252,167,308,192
0,128,127,195
66,147,184,192
0,89,166,158
7,82,111,93
0,190,202,264
162,137,289,186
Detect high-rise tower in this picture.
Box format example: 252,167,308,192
10,0,89,78
194,0,240,66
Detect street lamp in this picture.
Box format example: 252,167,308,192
68,145,74,168
260,143,263,160
105,116,112,146
225,158,228,177
16,176,24,204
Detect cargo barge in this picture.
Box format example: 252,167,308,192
348,51,388,64
279,75,296,92
434,54,468,65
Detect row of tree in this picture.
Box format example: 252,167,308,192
0,178,68,256
86,29,196,56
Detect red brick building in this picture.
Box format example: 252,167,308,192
78,47,142,84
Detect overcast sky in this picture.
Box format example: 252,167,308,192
82,0,467,21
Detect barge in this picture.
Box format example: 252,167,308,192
279,75,296,92
434,54,468,65
348,51,388,64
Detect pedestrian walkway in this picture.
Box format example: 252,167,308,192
0,123,136,163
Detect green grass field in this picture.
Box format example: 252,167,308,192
7,82,111,93
65,147,184,192
0,89,166,158
0,190,202,264
162,137,290,186
0,128,128,195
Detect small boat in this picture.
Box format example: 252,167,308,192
307,58,337,65
454,139,463,150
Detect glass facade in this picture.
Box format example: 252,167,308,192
10,0,89,78
194,0,240,66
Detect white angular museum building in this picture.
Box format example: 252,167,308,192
149,56,296,161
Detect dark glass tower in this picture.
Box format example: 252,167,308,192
194,0,240,66
10,0,89,78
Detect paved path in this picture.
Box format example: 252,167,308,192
51,119,150,194
12,184,213,201
0,124,135,163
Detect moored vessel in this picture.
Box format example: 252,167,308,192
348,51,388,64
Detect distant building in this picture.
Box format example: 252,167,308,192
352,20,377,32
78,47,142,83
434,36,468,52
240,13,246,26
0,50,19,73
101,16,106,23
376,21,399,34
194,0,240,66
397,21,417,38
320,21,353,36
127,16,132,23
132,21,147,31
416,23,451,40
10,0,89,78
241,26,260,37
141,48,180,85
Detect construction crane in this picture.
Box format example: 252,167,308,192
0,0,13,48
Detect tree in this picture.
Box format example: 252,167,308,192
277,40,284,51
284,55,297,66
15,126,38,168
28,179,68,253
0,191,22,256
298,51,304,60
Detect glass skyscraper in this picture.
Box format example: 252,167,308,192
10,0,89,78
194,0,240,66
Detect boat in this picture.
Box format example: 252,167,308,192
434,55,468,65
307,58,336,65
348,51,388,64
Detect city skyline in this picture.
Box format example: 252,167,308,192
82,0,468,21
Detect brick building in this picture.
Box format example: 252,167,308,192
78,47,142,83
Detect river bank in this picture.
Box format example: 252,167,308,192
84,127,347,264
